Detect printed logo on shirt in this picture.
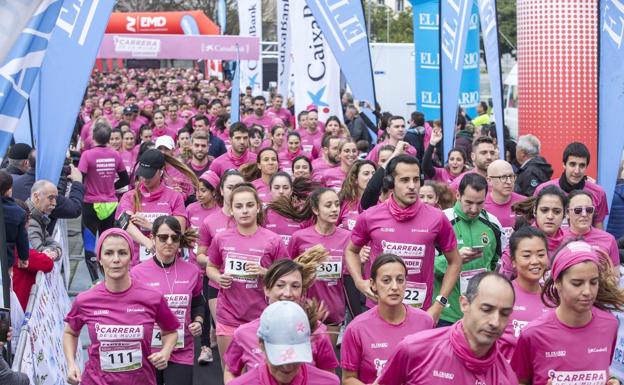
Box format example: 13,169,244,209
374,359,388,376
545,350,566,358
432,370,455,380
512,319,528,338
381,241,426,258
380,227,395,233
147,282,160,287
173,280,190,285
547,370,607,385
164,294,189,308
126,307,145,313
411,228,429,233
480,232,490,245
587,346,608,354
95,324,144,340
94,310,110,315
370,342,388,349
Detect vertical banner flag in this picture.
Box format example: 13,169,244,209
35,0,115,184
231,48,241,123
411,0,480,123
238,0,263,96
0,0,47,64
598,0,624,226
0,0,62,156
277,0,291,106
440,0,474,157
478,0,504,156
291,2,344,124
304,0,377,141
217,0,227,34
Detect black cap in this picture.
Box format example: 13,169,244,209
123,106,133,115
135,149,165,179
130,104,139,113
8,143,32,160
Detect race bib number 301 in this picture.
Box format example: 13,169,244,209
99,341,142,372
316,256,342,281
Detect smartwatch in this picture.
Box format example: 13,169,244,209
435,295,450,308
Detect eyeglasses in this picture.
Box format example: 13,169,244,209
489,174,516,183
155,234,181,243
570,206,595,215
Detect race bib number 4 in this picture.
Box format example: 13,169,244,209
460,269,487,295
99,341,142,372
403,282,427,308
224,252,262,283
316,256,342,281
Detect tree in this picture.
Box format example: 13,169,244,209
497,0,516,55
364,5,414,43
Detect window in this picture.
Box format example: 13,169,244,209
396,0,404,11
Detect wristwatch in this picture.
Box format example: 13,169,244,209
435,295,450,308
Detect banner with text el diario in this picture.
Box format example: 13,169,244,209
410,0,480,123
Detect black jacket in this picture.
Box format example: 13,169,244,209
1,196,29,266
348,115,371,144
514,156,553,196
608,183,624,241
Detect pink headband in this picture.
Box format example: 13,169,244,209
551,241,600,281
200,170,220,190
96,228,136,262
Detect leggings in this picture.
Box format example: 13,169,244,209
156,362,193,385
82,203,116,283
343,275,365,319
200,276,218,346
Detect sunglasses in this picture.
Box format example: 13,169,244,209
155,234,181,243
570,206,595,215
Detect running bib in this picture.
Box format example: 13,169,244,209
502,227,514,250
280,235,292,246
224,252,262,283
151,322,185,349
316,256,342,281
460,269,487,295
302,144,313,153
139,245,154,262
99,341,142,372
403,282,427,308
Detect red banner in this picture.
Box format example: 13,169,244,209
517,1,598,178
105,11,220,35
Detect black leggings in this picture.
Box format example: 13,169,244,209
82,203,116,283
343,275,365,319
156,362,193,385
200,276,217,346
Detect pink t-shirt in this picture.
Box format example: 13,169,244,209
115,184,186,265
267,107,293,125
224,318,338,375
511,307,617,385
484,192,526,250
208,226,287,327
378,324,518,385
252,178,272,204
130,258,202,365
338,200,361,232
209,150,257,177
562,227,620,267
152,125,178,141
449,169,479,191
366,141,417,163
298,129,323,157
120,150,136,174
341,305,434,384
228,363,339,385
198,209,235,288
499,280,551,360
163,165,194,200
64,281,180,385
431,167,459,184
351,200,457,309
534,178,609,225
311,157,336,176
78,146,126,203
185,202,219,268
318,167,347,192
263,209,307,248
288,226,351,323
242,113,282,132
165,118,185,135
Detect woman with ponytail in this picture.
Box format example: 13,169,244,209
115,149,187,266
240,148,279,204
511,240,624,385
222,246,339,383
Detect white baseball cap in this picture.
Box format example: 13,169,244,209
257,301,312,366
154,135,175,150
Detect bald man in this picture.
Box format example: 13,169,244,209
485,160,526,249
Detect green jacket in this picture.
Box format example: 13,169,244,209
434,202,502,323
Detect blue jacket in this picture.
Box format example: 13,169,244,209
607,183,624,240
2,196,29,266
